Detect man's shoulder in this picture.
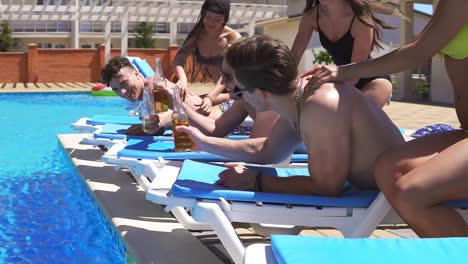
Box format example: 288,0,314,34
303,83,341,110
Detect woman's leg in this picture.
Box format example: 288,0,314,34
361,78,393,107
375,130,468,237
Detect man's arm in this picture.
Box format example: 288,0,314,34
184,100,249,137
249,110,280,138
177,116,302,164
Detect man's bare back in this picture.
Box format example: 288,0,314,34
301,82,404,190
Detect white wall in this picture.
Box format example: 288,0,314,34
431,56,454,104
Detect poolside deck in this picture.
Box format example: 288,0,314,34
59,134,420,264
13,83,462,263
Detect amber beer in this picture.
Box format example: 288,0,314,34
153,88,170,112
172,118,193,152
171,85,193,152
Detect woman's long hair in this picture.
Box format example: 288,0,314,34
305,0,403,49
174,0,231,83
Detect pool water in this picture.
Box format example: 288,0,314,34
0,93,130,263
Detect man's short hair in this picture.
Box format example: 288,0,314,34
101,57,134,86
225,35,298,95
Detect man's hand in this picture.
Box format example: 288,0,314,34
125,124,145,135
216,163,258,191
174,125,207,151
196,97,213,115
125,114,166,136
125,124,166,136
301,64,340,89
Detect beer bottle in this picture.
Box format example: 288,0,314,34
153,57,170,113
140,86,157,133
171,85,193,152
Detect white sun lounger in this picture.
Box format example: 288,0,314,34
101,139,302,191
80,117,253,149
146,160,468,264
80,123,174,148
244,235,468,264
100,136,308,232
71,114,140,132
101,136,305,190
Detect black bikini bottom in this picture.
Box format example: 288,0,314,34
355,74,392,90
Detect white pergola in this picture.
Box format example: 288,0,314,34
0,0,287,62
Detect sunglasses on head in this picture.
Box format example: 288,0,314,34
232,86,245,98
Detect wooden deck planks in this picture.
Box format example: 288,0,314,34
0,83,91,93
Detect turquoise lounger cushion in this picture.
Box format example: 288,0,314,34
118,138,308,163
171,160,378,207
86,115,140,125
271,235,468,264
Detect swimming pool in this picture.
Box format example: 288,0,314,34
0,92,130,263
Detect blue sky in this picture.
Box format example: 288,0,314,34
414,3,433,15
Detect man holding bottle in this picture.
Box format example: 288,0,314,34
101,56,220,136
101,56,281,143
177,35,404,196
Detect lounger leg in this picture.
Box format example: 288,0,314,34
171,206,212,231
192,203,245,264
345,193,392,238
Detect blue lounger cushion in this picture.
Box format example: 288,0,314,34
171,160,378,207
86,115,140,126
270,235,468,264
118,138,308,163
95,124,173,140
131,58,154,78
118,138,234,162
96,124,242,141
97,124,132,139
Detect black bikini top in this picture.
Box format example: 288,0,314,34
317,8,357,66
195,48,224,69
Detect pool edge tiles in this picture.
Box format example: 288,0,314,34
56,140,128,261
57,133,223,264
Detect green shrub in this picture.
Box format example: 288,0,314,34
0,21,15,52
134,22,156,48
311,49,333,65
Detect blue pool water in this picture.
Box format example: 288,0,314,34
0,93,130,263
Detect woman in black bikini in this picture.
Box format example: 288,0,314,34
292,0,400,107
173,0,241,115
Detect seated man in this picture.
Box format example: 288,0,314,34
177,35,405,196
101,57,216,135
101,56,280,140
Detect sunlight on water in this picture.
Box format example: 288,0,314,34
0,93,129,263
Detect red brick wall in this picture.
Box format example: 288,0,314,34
0,52,28,82
0,44,182,83
0,44,212,83
36,49,100,82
